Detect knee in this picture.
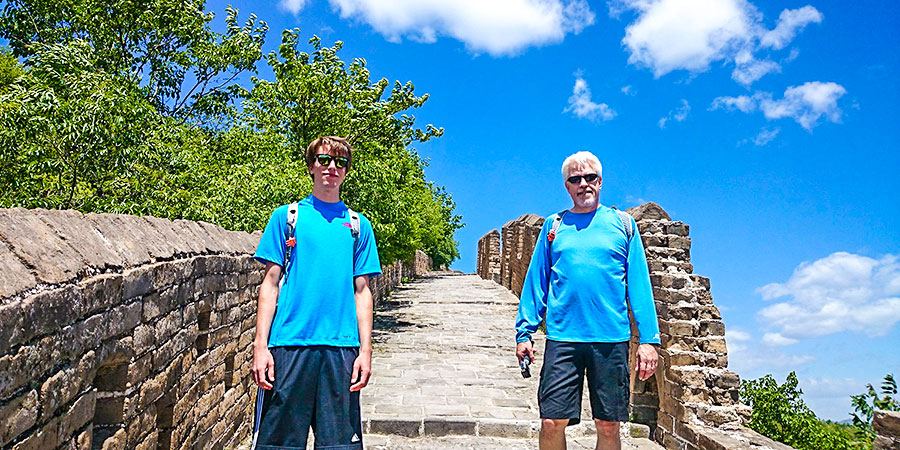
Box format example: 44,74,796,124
594,419,619,438
541,419,568,434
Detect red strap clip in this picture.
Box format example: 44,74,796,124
286,237,296,247
547,231,555,243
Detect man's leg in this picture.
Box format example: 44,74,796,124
254,346,318,450
540,418,569,450
538,341,585,450
585,342,630,450
312,346,363,449
593,419,620,450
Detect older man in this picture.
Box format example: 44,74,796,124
516,151,660,450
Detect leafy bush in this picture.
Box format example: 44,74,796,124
740,372,863,450
851,374,898,444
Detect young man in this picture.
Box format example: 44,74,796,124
515,151,660,450
250,136,381,450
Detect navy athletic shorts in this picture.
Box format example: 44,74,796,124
252,346,363,450
538,340,630,425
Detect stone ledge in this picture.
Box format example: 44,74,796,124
366,416,652,440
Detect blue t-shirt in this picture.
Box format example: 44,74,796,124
254,195,382,347
515,206,661,344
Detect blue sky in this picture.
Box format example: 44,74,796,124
209,0,897,420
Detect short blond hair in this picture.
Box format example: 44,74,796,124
561,151,602,180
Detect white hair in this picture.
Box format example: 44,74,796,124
561,151,602,179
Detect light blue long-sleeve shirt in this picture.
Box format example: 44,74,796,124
515,206,661,344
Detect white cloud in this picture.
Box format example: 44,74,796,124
658,99,690,128
614,0,822,85
732,50,781,86
280,0,310,14
762,332,798,346
760,5,823,50
757,252,900,340
752,127,779,146
759,81,846,130
565,76,617,122
621,85,637,96
324,0,595,56
710,94,755,113
711,81,847,130
726,328,751,342
727,340,814,373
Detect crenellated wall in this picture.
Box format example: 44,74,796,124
0,208,429,450
476,230,501,284
476,202,793,450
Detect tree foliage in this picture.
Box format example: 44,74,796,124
0,1,462,266
740,372,863,450
851,374,898,443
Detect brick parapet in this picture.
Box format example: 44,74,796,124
0,208,430,450
478,202,791,450
476,230,501,284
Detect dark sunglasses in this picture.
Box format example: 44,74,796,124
316,154,349,169
566,173,599,184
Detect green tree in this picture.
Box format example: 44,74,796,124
740,372,862,450
851,374,898,443
238,30,460,264
0,2,462,266
0,0,268,124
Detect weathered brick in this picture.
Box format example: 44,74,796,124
0,208,82,285
21,286,84,342
0,389,39,446
0,242,36,300
56,391,95,445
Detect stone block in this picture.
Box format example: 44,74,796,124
173,220,219,254
107,301,142,339
79,274,124,316
56,391,95,445
700,337,727,354
699,320,725,337
0,302,24,354
0,389,39,446
423,417,476,436
21,285,84,342
0,242,36,300
873,435,899,450
143,216,203,256
40,350,95,418
874,410,900,439
86,213,156,267
664,222,689,236
0,208,83,285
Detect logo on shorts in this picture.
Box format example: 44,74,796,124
351,433,360,443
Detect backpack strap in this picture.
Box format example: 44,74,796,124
348,208,360,266
611,207,634,248
281,202,299,281
547,210,568,243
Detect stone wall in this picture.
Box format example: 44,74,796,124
0,208,430,450
497,214,544,297
370,250,432,302
875,410,900,450
476,230,501,284
475,202,791,450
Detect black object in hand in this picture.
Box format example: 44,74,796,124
520,356,532,378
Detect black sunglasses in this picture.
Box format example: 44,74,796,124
566,173,599,184
316,154,349,169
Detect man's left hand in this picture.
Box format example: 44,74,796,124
636,343,658,381
350,350,372,392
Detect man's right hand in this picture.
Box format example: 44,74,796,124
252,346,275,390
516,340,536,363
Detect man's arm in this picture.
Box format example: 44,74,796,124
350,274,373,392
251,262,281,390
516,220,553,362
625,216,661,380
